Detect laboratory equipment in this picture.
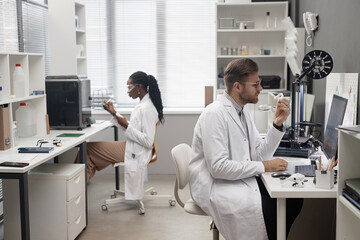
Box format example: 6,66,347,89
46,75,94,130
275,50,334,158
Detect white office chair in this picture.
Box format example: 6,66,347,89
101,139,175,215
171,143,219,240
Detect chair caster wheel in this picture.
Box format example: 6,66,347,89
138,208,145,215
169,200,176,206
110,194,116,199
101,204,108,211
151,191,157,195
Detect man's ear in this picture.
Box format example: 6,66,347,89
233,81,242,92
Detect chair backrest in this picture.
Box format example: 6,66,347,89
149,123,159,165
171,143,192,190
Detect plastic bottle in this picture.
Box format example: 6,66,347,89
15,102,36,137
12,121,18,146
0,86,3,101
13,64,26,98
241,45,248,55
266,12,270,29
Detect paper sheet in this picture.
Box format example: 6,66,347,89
325,73,359,128
0,153,38,162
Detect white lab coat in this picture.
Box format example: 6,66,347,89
111,94,158,200
189,95,284,240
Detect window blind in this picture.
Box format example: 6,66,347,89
22,0,50,74
85,0,112,94
0,0,18,52
86,0,216,108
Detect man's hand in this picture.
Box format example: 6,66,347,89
274,98,290,126
263,158,288,172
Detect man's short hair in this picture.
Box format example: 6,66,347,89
224,58,258,91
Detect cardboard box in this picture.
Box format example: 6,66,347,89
205,86,214,107
0,104,11,150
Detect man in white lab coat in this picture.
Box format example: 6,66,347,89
189,59,302,240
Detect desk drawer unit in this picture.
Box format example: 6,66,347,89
3,164,85,240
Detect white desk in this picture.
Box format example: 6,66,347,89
0,121,115,240
261,156,337,240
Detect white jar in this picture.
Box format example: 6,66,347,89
0,86,3,101
13,64,26,98
16,102,36,137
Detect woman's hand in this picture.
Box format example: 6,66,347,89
103,100,116,116
103,100,128,128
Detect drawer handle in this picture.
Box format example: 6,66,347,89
75,195,81,205
74,175,81,183
75,215,81,225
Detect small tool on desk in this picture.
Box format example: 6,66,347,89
286,173,306,188
53,139,62,147
37,139,49,147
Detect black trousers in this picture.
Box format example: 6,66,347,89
256,176,303,240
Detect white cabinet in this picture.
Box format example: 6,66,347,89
0,52,47,148
3,164,86,240
336,130,360,239
48,0,87,75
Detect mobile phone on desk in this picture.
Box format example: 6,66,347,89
0,161,29,168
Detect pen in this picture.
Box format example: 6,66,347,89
330,156,335,170
331,158,338,170
326,157,333,171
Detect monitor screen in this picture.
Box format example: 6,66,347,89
322,94,348,159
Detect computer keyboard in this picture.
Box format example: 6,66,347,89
295,165,316,177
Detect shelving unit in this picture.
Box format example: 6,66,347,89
216,2,291,133
48,0,87,76
216,2,288,93
0,52,47,148
336,129,360,239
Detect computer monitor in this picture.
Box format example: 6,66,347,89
322,94,348,159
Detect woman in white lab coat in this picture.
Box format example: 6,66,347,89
189,58,301,240
85,71,164,200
